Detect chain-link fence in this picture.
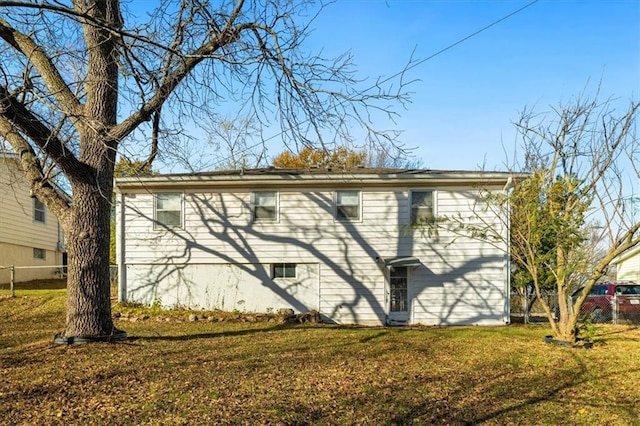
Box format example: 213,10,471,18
0,265,118,298
0,264,66,296
511,290,640,325
110,265,118,298
510,291,560,324
612,295,640,324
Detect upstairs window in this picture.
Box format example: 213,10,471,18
34,198,46,223
411,190,435,225
335,190,360,221
155,193,183,228
272,263,296,279
252,191,277,221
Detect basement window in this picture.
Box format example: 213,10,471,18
272,263,296,279
33,247,46,260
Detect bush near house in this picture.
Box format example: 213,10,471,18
2,287,640,424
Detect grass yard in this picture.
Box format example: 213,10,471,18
2,287,640,425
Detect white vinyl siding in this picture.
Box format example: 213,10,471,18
616,249,640,282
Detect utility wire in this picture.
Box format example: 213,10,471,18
207,0,540,169
401,0,539,79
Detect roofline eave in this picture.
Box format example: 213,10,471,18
114,170,529,191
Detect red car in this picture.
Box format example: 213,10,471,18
573,282,640,323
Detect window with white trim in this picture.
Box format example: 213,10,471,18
411,190,435,225
34,198,46,223
272,263,296,279
33,247,46,260
252,191,277,221
155,193,183,228
335,190,360,221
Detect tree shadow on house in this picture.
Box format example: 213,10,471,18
118,185,509,327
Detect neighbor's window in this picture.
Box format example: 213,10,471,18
155,193,183,228
272,263,296,279
34,198,46,223
411,190,435,225
335,190,361,221
252,191,277,221
33,247,46,260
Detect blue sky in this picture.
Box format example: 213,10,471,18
304,0,639,170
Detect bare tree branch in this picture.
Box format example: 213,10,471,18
0,115,71,221
0,85,87,176
0,17,82,118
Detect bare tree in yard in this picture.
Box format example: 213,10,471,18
510,96,639,342
0,1,408,341
442,95,638,343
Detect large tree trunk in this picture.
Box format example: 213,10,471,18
58,131,123,341
62,176,116,338
57,0,123,341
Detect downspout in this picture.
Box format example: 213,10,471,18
116,190,126,302
57,220,61,272
503,177,514,324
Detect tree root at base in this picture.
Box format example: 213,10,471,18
53,329,127,345
544,335,593,349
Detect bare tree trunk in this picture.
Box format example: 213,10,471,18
63,178,115,337
58,127,121,339
55,1,123,341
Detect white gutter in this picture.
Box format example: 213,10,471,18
503,176,515,323
115,172,524,191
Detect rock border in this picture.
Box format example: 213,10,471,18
112,309,322,325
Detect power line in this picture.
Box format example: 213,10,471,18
207,0,540,169
402,0,540,77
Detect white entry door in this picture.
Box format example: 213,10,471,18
387,266,410,325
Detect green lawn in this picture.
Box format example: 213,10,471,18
1,288,640,425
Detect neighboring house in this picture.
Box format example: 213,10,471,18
612,245,640,283
115,168,516,326
0,152,66,284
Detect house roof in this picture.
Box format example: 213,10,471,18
157,167,505,177
115,167,527,190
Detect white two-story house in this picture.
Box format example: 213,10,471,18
0,151,66,284
115,168,516,326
